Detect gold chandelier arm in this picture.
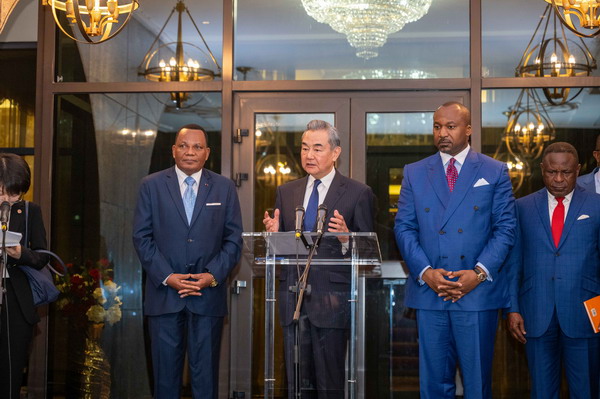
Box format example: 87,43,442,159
516,4,552,73
50,2,79,42
185,7,221,71
551,0,600,38
71,0,95,43
89,0,137,45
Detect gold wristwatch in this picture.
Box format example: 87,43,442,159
208,274,218,287
473,267,487,282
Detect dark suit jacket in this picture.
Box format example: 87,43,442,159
577,167,599,193
6,201,49,325
507,186,600,338
275,171,375,328
395,150,516,311
132,167,243,317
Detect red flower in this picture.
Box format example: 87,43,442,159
97,258,110,268
89,268,101,281
71,275,84,285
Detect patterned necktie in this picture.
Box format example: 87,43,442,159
183,176,196,224
446,158,458,192
551,196,565,248
304,179,321,232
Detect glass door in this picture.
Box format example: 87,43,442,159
228,91,470,398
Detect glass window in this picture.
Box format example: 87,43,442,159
234,0,469,80
482,88,600,198
482,0,600,78
365,111,435,261
49,92,221,397
55,0,223,83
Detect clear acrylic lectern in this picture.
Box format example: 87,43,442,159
242,232,381,399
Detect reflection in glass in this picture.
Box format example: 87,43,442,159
483,88,600,198
483,0,600,78
235,0,468,80
50,92,221,397
56,0,223,82
365,112,435,261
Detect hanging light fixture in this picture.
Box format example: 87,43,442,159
517,4,597,105
493,141,531,193
301,0,432,60
545,0,600,38
138,0,221,109
44,0,138,44
504,89,556,161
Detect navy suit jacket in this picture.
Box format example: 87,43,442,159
507,186,600,338
132,167,243,317
395,150,516,311
275,171,374,328
577,167,599,193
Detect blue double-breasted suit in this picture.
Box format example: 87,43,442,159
394,149,516,398
507,186,600,398
577,166,599,193
133,167,243,399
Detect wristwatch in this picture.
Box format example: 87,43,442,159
208,274,218,288
473,267,487,282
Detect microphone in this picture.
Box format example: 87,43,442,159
0,201,10,231
294,206,305,238
316,204,328,235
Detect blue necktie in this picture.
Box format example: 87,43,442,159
183,176,196,224
303,179,321,232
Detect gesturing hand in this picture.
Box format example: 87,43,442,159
263,209,280,233
328,210,349,242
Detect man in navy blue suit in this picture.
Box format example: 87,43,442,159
133,124,243,399
507,142,600,398
577,134,600,193
394,102,516,399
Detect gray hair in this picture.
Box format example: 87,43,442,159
304,120,341,150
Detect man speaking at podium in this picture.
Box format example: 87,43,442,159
263,120,374,398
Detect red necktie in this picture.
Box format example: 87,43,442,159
551,197,564,248
446,158,458,192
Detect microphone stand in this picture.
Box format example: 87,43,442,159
292,230,324,323
0,222,7,306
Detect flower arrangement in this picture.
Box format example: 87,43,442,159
54,258,122,326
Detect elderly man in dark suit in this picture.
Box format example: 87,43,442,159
263,120,375,398
577,134,600,193
133,124,243,399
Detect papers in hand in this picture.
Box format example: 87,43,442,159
0,231,23,247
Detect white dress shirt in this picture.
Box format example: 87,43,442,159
302,168,336,209
547,190,573,223
594,169,600,194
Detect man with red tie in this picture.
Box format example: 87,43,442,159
507,142,600,398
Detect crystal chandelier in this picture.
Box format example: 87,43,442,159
504,89,556,161
44,0,138,44
138,0,221,108
301,0,432,60
517,4,597,105
545,0,600,38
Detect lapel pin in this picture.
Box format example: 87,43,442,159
17,209,22,214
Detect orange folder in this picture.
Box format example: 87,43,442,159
584,295,600,333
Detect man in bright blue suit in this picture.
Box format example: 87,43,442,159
394,102,516,399
577,134,600,193
133,124,243,399
507,142,600,398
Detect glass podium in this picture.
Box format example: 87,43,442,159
242,232,382,399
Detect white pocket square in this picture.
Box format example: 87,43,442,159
473,178,490,187
577,214,590,220
206,202,221,206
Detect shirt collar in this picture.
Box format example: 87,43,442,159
439,144,470,167
175,166,203,186
308,167,336,190
546,188,574,204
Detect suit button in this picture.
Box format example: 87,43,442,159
460,255,465,260
187,239,194,243
458,228,463,233
439,230,445,235
555,252,560,256
425,208,430,212
474,206,479,211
